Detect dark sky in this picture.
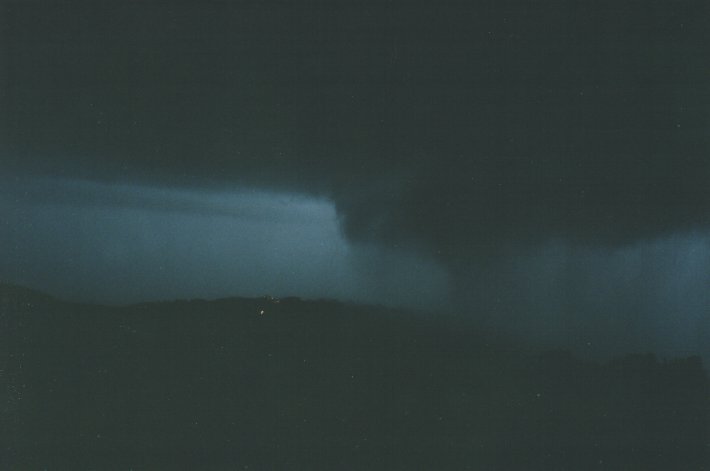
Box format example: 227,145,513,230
1,1,709,357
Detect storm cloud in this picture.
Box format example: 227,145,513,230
3,1,709,259
2,1,709,357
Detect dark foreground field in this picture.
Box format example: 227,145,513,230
1,284,708,470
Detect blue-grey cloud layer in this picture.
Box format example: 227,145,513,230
0,178,450,309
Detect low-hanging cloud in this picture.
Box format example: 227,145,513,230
0,178,450,309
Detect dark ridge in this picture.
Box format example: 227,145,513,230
1,286,708,470
0,282,58,305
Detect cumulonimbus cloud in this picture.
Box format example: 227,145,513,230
2,1,708,266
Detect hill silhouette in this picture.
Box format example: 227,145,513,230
1,284,708,470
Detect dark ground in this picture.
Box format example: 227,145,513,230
1,283,708,470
